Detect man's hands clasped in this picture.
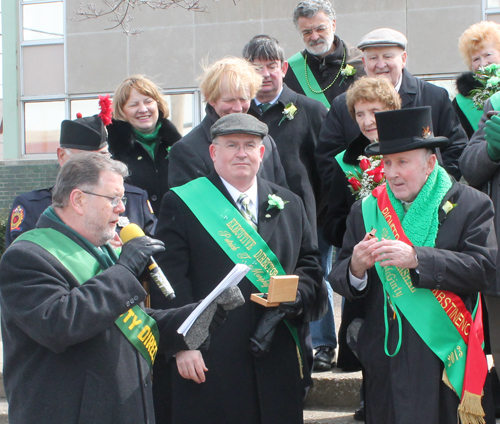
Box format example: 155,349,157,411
350,232,418,278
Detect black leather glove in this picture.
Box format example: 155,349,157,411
117,236,165,278
278,291,303,320
249,308,286,357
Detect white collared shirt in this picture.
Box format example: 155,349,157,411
253,89,283,108
220,177,259,224
395,74,403,93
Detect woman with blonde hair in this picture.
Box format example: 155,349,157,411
108,75,182,215
454,21,500,138
167,56,287,189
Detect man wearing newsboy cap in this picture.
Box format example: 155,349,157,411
316,28,467,193
331,106,496,424
154,113,326,424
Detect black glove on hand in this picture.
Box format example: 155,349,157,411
249,308,286,357
485,114,500,161
278,291,303,320
117,236,165,278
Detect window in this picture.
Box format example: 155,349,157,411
20,0,64,155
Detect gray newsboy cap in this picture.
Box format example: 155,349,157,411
357,28,407,51
210,113,269,140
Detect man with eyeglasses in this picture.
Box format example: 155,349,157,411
0,151,236,424
5,114,156,249
154,113,326,424
284,0,364,108
243,34,338,373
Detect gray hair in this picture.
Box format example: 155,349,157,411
242,35,285,63
292,0,336,29
52,152,129,208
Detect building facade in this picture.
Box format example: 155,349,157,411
0,0,493,210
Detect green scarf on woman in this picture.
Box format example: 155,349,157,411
133,122,162,160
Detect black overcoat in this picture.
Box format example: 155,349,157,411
283,36,364,106
167,104,288,189
330,181,497,424
154,172,325,424
108,116,182,215
248,84,327,232
0,215,196,424
316,68,468,188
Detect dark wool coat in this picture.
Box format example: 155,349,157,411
107,116,182,215
5,183,157,248
323,133,370,371
0,214,197,424
317,68,468,189
452,72,483,139
331,182,497,424
167,104,288,189
460,98,500,296
248,84,328,232
283,36,365,106
153,173,325,424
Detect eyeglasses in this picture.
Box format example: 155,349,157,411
81,190,127,208
213,142,259,153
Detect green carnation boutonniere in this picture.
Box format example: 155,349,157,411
267,194,289,211
279,103,298,126
340,64,356,85
442,201,456,215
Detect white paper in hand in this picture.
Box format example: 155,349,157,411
177,263,250,336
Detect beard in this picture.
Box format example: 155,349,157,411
305,32,335,57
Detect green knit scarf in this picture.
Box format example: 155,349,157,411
133,122,162,160
386,165,452,248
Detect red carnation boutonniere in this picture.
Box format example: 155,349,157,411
345,155,385,200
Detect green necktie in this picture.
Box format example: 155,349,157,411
237,193,257,230
260,103,272,113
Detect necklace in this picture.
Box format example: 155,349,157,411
304,47,346,94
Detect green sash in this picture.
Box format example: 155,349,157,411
335,150,360,176
171,178,302,356
15,228,160,368
455,93,483,132
361,190,471,398
288,52,330,108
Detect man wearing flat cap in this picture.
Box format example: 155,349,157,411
6,114,157,249
331,106,496,423
317,28,467,193
154,113,325,424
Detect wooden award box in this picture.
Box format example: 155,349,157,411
250,275,299,307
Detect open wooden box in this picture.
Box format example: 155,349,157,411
250,275,299,307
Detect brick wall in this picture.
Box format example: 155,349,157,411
0,159,59,215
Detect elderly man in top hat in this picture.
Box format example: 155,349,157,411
317,28,467,192
6,114,157,249
331,106,496,424
154,113,325,424
284,0,364,108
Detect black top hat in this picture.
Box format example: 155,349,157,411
60,115,108,151
364,107,449,156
